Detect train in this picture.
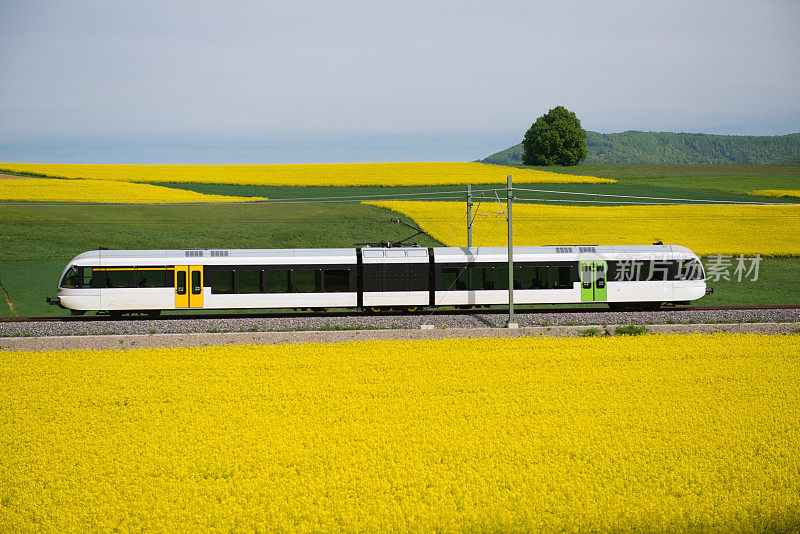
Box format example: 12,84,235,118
46,245,711,317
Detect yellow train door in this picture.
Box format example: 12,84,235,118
189,265,204,308
175,265,189,308
175,265,204,308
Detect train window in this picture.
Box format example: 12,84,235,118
409,264,430,291
238,270,262,293
191,271,202,295
650,261,669,281
105,269,136,288
176,271,186,294
441,267,467,290
136,269,169,288
324,269,350,292
60,267,81,288
613,260,648,281
497,266,523,290
211,270,236,294
266,270,291,293
83,268,94,287
295,269,321,293
469,266,495,290
676,259,704,280
581,264,592,289
550,266,573,289
594,264,605,289
639,261,652,281
525,266,548,289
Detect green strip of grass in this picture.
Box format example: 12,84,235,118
509,163,800,196
150,180,800,205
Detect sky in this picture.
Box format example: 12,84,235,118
1,0,798,163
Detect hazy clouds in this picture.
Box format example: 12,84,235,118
1,0,798,162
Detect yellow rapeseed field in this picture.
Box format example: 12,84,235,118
2,334,799,531
0,162,614,187
368,200,800,256
750,189,800,198
0,178,267,203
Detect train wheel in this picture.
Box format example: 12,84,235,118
108,311,123,320
147,310,161,318
404,306,419,313
368,306,384,313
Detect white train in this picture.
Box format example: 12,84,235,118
47,245,710,317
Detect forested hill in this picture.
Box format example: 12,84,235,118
480,131,800,165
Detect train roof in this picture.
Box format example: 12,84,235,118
433,245,698,262
65,244,699,267
68,248,357,267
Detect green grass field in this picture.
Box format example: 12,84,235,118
0,164,797,317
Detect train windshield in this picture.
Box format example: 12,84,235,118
59,266,93,288
60,267,81,288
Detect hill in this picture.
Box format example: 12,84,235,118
481,131,800,165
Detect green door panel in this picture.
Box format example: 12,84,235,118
580,262,594,302
580,261,607,302
594,261,607,302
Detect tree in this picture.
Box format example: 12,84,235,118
522,106,587,166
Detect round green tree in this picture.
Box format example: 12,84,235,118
522,106,587,166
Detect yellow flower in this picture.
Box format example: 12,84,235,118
0,178,267,203
0,162,614,187
1,334,798,531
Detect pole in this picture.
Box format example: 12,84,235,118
507,174,516,327
466,184,473,248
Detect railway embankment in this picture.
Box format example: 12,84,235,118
1,308,799,350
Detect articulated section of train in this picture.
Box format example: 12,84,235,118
47,245,710,317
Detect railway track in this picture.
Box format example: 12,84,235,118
2,304,799,323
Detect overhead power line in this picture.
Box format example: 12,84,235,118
512,187,783,205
